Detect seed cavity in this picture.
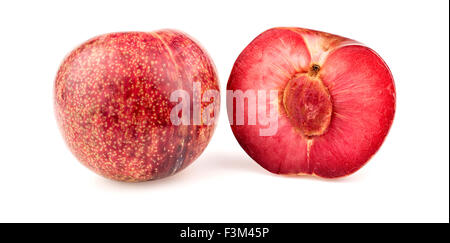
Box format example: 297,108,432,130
283,72,332,137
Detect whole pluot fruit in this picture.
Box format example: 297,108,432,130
227,27,396,178
55,30,220,182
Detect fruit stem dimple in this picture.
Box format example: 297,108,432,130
309,64,321,77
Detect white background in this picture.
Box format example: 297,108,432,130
0,0,448,223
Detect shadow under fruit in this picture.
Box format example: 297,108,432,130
55,30,220,182
227,27,396,178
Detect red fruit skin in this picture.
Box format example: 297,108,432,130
227,27,396,178
55,30,220,182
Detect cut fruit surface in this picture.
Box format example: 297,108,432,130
227,27,396,178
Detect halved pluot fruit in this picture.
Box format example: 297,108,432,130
227,27,396,178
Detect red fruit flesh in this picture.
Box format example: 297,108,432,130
227,27,395,178
55,30,220,182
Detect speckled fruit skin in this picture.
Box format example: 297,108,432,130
55,30,220,182
227,27,396,178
